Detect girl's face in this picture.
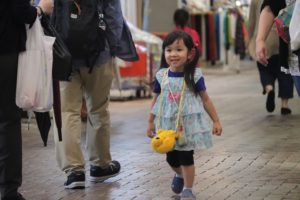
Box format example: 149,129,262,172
164,39,190,72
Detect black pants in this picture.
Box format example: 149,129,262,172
0,54,22,199
257,55,294,99
166,150,194,168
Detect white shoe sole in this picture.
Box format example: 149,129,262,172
64,181,85,189
89,172,120,182
181,197,196,200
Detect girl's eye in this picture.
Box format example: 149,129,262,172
166,49,171,52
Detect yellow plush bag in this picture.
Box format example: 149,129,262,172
151,129,179,153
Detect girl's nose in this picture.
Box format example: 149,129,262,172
170,51,177,56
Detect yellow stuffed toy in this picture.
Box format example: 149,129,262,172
151,129,180,154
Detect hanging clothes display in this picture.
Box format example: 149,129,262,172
190,8,248,65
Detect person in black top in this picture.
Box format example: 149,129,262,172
0,0,53,199
256,0,286,66
248,0,294,115
256,0,295,115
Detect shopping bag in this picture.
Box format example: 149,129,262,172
16,17,55,112
274,1,295,43
40,14,72,81
290,0,300,51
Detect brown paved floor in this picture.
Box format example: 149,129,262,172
20,61,300,200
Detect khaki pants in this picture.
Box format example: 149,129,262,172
54,59,113,174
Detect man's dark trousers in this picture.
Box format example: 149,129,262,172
0,54,22,199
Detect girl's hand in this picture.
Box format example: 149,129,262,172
212,121,222,136
147,122,156,138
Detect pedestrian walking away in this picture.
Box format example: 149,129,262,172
0,0,53,199
147,31,222,200
248,0,293,115
256,0,300,102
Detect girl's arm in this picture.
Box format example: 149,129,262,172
199,91,222,136
147,94,158,138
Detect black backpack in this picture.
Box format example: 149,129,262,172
65,0,106,67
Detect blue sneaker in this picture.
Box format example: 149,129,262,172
171,174,184,194
181,188,196,200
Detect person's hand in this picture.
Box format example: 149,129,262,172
147,122,156,138
256,39,268,66
38,0,54,15
212,121,222,136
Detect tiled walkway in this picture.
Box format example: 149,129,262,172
20,62,300,200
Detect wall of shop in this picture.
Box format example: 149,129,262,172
146,0,179,32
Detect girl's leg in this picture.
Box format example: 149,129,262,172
181,163,197,199
178,151,195,189
166,151,181,173
171,166,182,175
181,165,195,188
167,151,184,194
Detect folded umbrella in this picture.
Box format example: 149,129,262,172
53,80,62,141
34,112,51,146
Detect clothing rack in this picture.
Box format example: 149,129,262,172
190,7,247,73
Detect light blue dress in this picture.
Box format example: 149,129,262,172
151,68,213,151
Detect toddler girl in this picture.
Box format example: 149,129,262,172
147,31,222,200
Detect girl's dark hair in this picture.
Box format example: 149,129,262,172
173,9,189,28
160,31,200,95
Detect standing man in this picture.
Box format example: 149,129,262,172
0,0,53,199
51,0,138,189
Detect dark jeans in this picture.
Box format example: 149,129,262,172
0,54,22,199
292,75,300,97
257,55,294,99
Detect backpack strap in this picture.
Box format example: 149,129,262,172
86,0,106,73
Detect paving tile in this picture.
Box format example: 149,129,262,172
18,64,300,200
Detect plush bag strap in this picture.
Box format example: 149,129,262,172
157,69,186,131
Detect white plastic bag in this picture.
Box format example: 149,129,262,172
16,17,55,112
290,0,300,51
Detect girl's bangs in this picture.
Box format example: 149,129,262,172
163,34,184,49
